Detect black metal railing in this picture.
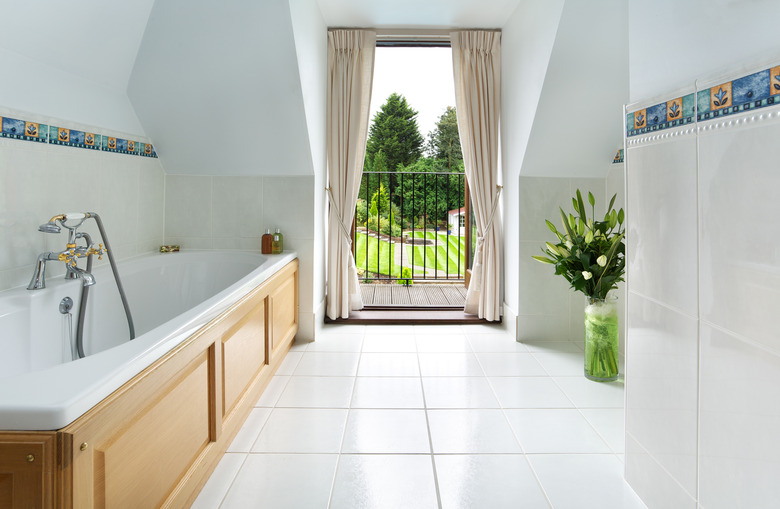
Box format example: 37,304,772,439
352,171,469,284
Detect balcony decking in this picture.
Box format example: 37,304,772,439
360,283,467,307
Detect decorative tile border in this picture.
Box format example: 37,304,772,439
627,64,780,137
1,115,157,157
612,148,624,164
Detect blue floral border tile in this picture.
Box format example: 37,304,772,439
627,64,780,137
1,117,49,143
612,148,624,164
0,114,157,157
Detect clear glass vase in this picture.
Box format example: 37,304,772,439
584,295,619,382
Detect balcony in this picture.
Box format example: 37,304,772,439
352,170,472,308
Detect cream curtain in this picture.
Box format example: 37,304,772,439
326,29,376,320
451,30,502,321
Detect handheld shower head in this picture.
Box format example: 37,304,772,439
38,221,61,233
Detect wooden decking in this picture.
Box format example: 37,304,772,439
360,283,467,307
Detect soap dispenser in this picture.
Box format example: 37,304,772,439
271,228,283,254
261,229,273,254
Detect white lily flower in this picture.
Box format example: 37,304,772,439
597,255,607,267
565,240,573,249
582,271,592,280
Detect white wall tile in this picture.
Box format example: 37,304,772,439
211,176,263,239
625,292,698,497
698,122,780,354
699,324,780,509
262,175,314,239
626,137,698,317
625,434,697,509
164,175,212,238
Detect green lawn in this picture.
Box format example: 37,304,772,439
406,231,466,276
354,232,401,277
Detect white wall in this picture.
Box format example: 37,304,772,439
163,175,317,341
516,173,626,359
128,0,314,177
0,109,164,292
520,0,628,179
629,0,780,102
625,4,780,500
500,0,565,328
288,0,328,335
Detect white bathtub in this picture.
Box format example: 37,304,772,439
0,250,297,430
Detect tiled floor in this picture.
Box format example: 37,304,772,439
193,324,646,509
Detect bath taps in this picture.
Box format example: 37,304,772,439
27,214,106,290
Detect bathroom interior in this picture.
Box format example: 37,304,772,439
1,0,778,507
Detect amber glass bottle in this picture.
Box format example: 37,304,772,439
261,229,273,254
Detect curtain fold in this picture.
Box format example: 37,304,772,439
451,30,502,321
326,29,376,320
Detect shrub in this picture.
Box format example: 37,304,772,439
397,267,413,285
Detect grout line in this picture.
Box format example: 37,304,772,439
326,328,364,509
215,452,250,509
415,330,444,509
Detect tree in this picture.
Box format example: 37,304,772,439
366,93,424,173
428,106,463,171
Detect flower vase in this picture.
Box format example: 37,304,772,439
584,295,619,382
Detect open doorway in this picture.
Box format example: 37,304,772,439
350,44,475,312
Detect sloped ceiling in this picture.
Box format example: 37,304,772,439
315,0,525,28
519,0,628,177
128,0,313,176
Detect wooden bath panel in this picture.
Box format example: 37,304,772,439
0,258,299,508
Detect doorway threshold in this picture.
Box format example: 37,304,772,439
325,307,497,325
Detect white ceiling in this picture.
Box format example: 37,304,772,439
0,0,155,91
315,0,525,28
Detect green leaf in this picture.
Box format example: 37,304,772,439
559,208,577,240
576,190,587,222
532,255,555,264
572,198,578,211
608,193,616,213
588,191,595,207
584,230,594,244
618,209,625,224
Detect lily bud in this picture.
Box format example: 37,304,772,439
582,271,593,280
597,255,607,267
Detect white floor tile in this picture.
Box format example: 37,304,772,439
293,352,360,376
190,453,245,509
307,334,364,352
330,454,438,509
220,454,338,509
322,324,366,335
427,409,522,453
435,455,549,509
475,352,548,376
468,333,529,352
422,377,500,408
522,341,583,353
362,333,417,352
275,351,303,375
418,352,484,376
528,454,646,509
358,353,420,376
254,375,290,407
580,408,625,454
415,334,472,352
489,377,574,408
351,377,425,408
251,408,348,453
276,376,355,408
461,323,505,334
366,325,416,335
226,408,272,452
341,409,430,453
414,324,464,334
505,409,611,453
288,340,309,352
553,376,625,408
533,351,587,376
